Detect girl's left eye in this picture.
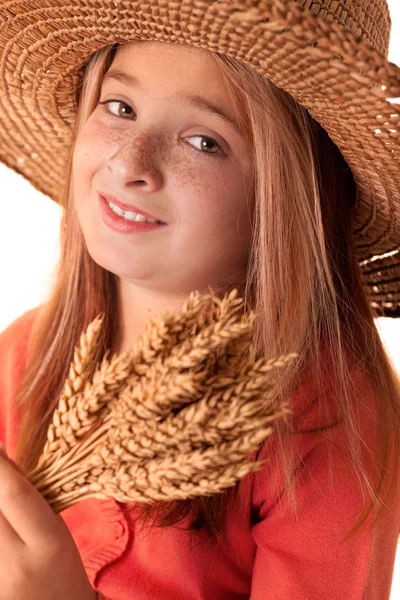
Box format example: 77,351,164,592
98,99,226,158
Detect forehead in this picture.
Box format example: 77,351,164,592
115,39,213,61
110,40,223,89
102,41,242,134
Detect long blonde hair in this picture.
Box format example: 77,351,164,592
14,42,400,545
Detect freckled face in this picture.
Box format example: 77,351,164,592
72,41,254,294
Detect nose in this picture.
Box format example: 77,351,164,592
106,132,164,191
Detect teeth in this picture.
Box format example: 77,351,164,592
108,201,158,223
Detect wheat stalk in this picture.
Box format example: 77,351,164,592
29,290,214,479
27,287,298,513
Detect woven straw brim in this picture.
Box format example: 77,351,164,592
0,0,399,316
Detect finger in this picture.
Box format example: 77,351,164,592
0,453,60,545
6,457,27,478
0,443,27,482
0,508,22,545
0,450,27,479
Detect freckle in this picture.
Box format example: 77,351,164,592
103,130,216,197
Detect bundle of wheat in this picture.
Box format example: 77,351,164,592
27,288,297,514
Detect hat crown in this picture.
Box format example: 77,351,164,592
295,0,391,56
0,0,399,315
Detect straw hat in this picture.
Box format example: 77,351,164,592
0,0,399,316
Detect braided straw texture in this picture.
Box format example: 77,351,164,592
0,0,399,314
26,288,297,514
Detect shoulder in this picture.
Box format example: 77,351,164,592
0,305,43,347
0,305,44,450
287,343,375,433
0,305,44,383
251,344,381,510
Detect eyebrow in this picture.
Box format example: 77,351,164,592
102,68,242,136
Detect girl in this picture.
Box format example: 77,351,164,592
0,1,399,599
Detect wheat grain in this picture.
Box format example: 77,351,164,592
27,288,298,514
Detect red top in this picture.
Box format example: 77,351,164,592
1,307,399,600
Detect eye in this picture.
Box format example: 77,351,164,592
98,99,136,119
184,135,225,157
98,99,226,158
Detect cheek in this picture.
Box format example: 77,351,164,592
72,124,106,179
71,125,107,220
174,166,250,249
179,163,247,224
175,155,232,197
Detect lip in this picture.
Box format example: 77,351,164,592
99,194,168,234
98,191,166,224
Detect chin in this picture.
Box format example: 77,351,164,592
84,242,114,273
83,243,146,281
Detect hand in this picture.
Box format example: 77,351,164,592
0,442,97,600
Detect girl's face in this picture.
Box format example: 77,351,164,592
72,41,254,296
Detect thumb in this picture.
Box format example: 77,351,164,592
0,441,28,478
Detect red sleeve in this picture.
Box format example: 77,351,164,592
250,363,400,599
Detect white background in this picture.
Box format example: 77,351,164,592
0,2,399,597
